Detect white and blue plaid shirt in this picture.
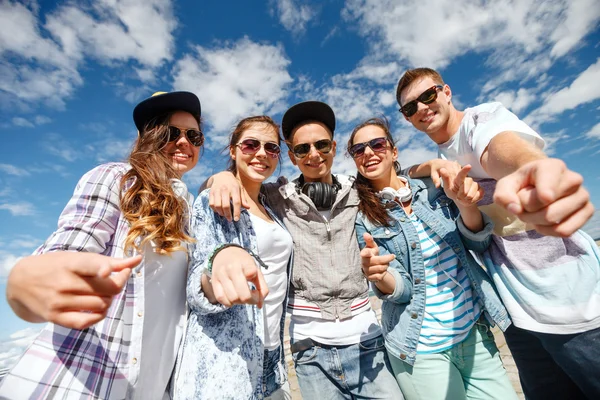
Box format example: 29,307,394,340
0,162,191,400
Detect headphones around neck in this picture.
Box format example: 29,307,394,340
296,175,341,211
377,177,412,203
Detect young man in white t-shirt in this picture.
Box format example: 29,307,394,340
395,67,599,399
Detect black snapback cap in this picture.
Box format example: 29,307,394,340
281,101,335,140
133,91,201,133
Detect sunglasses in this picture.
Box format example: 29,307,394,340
236,138,281,158
291,139,333,159
400,85,444,117
348,137,389,158
167,126,204,147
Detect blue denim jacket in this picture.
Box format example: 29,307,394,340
174,189,292,400
355,177,511,366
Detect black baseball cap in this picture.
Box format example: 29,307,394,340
133,91,201,133
281,101,336,140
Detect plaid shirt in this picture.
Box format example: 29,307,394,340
0,162,181,400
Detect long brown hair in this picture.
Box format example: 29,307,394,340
120,113,201,255
347,117,398,227
226,115,281,173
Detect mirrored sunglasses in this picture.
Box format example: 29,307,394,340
400,85,443,117
348,137,389,158
236,138,281,158
167,126,204,147
292,139,333,158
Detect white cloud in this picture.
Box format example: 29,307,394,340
0,202,36,216
490,88,536,114
585,122,600,140
549,0,600,58
34,115,51,125
8,234,41,250
342,0,600,90
0,0,177,109
11,117,35,128
270,0,316,36
11,115,51,127
92,136,136,164
46,1,176,68
323,82,392,125
531,58,600,117
43,140,80,162
0,164,30,177
0,327,42,371
0,250,24,280
172,37,293,144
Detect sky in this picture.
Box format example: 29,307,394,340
0,0,599,372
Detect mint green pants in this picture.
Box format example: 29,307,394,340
388,324,518,400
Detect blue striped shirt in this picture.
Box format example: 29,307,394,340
409,213,481,354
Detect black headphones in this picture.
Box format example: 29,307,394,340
296,175,341,211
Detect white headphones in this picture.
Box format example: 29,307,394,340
377,177,412,203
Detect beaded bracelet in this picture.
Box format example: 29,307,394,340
204,243,268,278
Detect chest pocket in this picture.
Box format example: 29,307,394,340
369,223,407,257
429,193,458,221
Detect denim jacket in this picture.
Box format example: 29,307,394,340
174,189,292,400
355,177,511,366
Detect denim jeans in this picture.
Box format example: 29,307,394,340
388,323,517,400
292,334,404,399
504,324,600,400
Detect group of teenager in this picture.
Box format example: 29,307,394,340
1,67,598,400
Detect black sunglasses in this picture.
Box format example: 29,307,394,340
291,139,333,158
400,85,443,117
236,138,281,158
348,137,389,158
167,126,204,147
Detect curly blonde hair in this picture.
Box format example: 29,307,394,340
120,113,199,255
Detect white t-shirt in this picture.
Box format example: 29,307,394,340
250,213,293,350
437,102,600,334
438,102,545,179
136,179,192,400
136,244,188,400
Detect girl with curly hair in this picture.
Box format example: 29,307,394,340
1,91,203,399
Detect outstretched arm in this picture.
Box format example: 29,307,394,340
7,253,140,329
482,131,593,237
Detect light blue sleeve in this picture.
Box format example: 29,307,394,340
456,212,494,253
187,189,239,315
355,214,413,304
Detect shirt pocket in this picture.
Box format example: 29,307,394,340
429,193,458,221
369,223,406,258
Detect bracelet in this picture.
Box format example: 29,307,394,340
204,243,268,278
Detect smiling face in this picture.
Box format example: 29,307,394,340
400,76,454,143
230,122,280,188
287,122,336,183
162,111,201,177
351,124,397,190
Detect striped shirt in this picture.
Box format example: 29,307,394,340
410,213,481,354
0,162,193,400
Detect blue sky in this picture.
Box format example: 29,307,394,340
0,0,599,370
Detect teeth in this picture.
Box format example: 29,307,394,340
365,160,379,167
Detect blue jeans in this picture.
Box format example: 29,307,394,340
292,335,404,399
504,324,600,400
388,323,517,400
